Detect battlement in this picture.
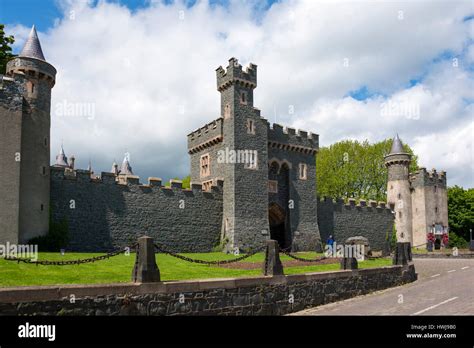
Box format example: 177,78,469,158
268,123,319,155
6,57,56,87
216,57,257,92
50,166,223,195
187,117,224,154
410,167,447,188
318,196,391,212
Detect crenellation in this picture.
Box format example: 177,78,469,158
148,177,162,187
216,57,257,92
267,123,319,155
170,179,183,189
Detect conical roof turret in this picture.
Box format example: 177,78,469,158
120,155,134,175
54,145,69,167
19,25,46,61
389,134,405,154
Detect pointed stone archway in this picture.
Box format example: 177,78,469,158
269,202,287,249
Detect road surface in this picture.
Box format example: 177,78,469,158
293,258,474,315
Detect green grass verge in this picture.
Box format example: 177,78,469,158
0,252,392,288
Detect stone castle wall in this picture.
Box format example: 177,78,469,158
0,264,417,316
50,167,223,252
317,197,394,253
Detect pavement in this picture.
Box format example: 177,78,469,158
292,258,474,315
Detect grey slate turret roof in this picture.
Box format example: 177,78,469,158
390,134,405,154
19,25,46,61
120,155,134,175
54,145,69,167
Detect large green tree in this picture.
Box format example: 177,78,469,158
316,138,418,201
447,186,474,242
0,24,15,74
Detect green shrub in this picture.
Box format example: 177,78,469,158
448,232,468,249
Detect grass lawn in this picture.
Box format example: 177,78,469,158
0,252,392,288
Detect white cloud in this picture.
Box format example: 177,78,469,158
5,0,474,187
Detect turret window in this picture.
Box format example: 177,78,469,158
246,119,255,134
31,83,35,94
434,186,437,192
299,163,307,180
224,104,231,119
240,91,247,105
202,180,213,192
200,154,211,177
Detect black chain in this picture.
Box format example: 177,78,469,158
153,243,265,265
280,249,328,263
3,244,137,266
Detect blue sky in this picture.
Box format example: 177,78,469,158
2,0,473,187
1,0,280,33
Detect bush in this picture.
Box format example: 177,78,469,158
448,232,468,249
28,219,69,251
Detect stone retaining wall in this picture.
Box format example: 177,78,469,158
0,264,416,316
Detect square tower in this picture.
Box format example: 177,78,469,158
410,168,448,248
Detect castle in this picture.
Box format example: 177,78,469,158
0,26,447,252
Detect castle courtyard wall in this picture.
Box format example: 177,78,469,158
318,198,393,253
50,168,223,252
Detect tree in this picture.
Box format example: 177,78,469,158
447,185,474,242
316,138,418,202
0,24,15,74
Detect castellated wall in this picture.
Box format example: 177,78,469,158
50,167,223,252
317,197,394,253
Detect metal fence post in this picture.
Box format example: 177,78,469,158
262,240,284,276
132,236,160,283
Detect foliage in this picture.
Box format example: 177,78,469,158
165,175,191,189
447,185,474,242
28,218,69,252
0,24,15,74
448,232,469,249
316,138,418,201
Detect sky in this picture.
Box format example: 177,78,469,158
1,0,473,188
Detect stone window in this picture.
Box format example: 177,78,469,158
40,204,44,211
398,193,401,199
31,83,35,94
244,151,258,170
202,180,213,192
268,180,278,193
434,185,437,193
224,104,231,119
435,207,438,213
246,119,255,134
299,163,307,180
240,91,247,105
399,211,402,218
200,154,210,177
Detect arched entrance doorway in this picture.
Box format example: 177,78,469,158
269,203,286,248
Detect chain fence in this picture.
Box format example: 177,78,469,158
3,244,137,266
280,249,328,263
153,243,266,266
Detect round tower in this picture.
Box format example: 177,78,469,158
5,25,56,242
385,134,413,244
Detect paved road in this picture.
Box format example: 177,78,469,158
293,258,474,315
